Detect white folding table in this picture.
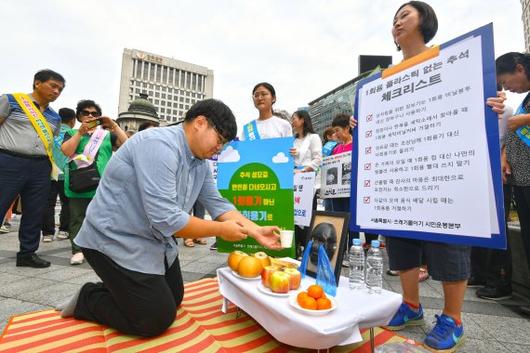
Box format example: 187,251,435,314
217,267,402,351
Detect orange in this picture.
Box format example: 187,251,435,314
297,291,309,306
316,297,332,310
307,284,324,299
299,296,317,310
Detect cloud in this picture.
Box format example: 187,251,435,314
272,152,289,164
218,146,240,163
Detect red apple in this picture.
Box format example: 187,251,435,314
227,250,248,272
261,265,280,288
269,271,290,293
283,268,301,290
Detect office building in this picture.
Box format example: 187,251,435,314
118,48,214,126
308,55,391,138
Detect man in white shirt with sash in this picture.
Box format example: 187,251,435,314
0,69,65,268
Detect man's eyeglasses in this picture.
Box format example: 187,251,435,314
80,110,101,117
212,125,229,146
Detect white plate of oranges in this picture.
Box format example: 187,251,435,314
289,285,337,316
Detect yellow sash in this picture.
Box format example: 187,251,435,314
12,93,59,180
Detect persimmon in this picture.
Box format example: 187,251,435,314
316,297,332,310
299,295,317,310
307,284,324,299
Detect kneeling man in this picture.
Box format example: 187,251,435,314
60,99,280,337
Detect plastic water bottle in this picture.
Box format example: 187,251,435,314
349,238,365,290
366,240,383,294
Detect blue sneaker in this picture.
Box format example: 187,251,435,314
383,302,424,330
424,314,464,352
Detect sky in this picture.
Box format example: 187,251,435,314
0,0,525,132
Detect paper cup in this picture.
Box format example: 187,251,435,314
280,230,294,248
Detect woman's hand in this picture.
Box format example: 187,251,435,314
501,148,511,184
349,116,358,129
99,116,118,131
78,121,93,135
507,114,530,131
486,91,506,116
289,147,298,157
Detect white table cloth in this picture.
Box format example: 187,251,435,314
217,267,402,349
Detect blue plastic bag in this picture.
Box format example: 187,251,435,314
316,244,337,296
299,240,313,279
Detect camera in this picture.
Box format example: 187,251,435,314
86,119,102,129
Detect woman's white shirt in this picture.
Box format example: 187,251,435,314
293,133,322,171
240,116,292,140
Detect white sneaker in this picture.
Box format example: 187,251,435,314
56,231,69,240
0,225,9,234
42,234,53,242
70,252,84,265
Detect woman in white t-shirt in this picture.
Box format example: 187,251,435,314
289,110,322,257
241,82,292,140
290,110,322,173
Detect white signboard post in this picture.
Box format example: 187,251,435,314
294,172,315,227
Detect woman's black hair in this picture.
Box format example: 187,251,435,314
252,82,276,97
331,113,352,135
394,1,438,51
496,52,530,80
252,82,276,115
292,110,315,138
76,100,102,122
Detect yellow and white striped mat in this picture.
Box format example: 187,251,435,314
0,278,409,352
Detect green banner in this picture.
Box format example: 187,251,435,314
216,138,295,258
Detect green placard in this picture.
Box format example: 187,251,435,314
216,138,295,257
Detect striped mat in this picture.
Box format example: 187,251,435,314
0,278,411,352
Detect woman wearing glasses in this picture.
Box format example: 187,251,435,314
241,82,292,141
61,100,128,265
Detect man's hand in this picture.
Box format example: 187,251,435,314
486,91,506,116
218,219,248,242
248,226,281,250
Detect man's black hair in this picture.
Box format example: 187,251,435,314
76,100,102,121
58,107,76,123
496,52,530,80
394,1,438,51
184,99,237,141
33,69,65,89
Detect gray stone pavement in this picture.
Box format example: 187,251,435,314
1,215,529,352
